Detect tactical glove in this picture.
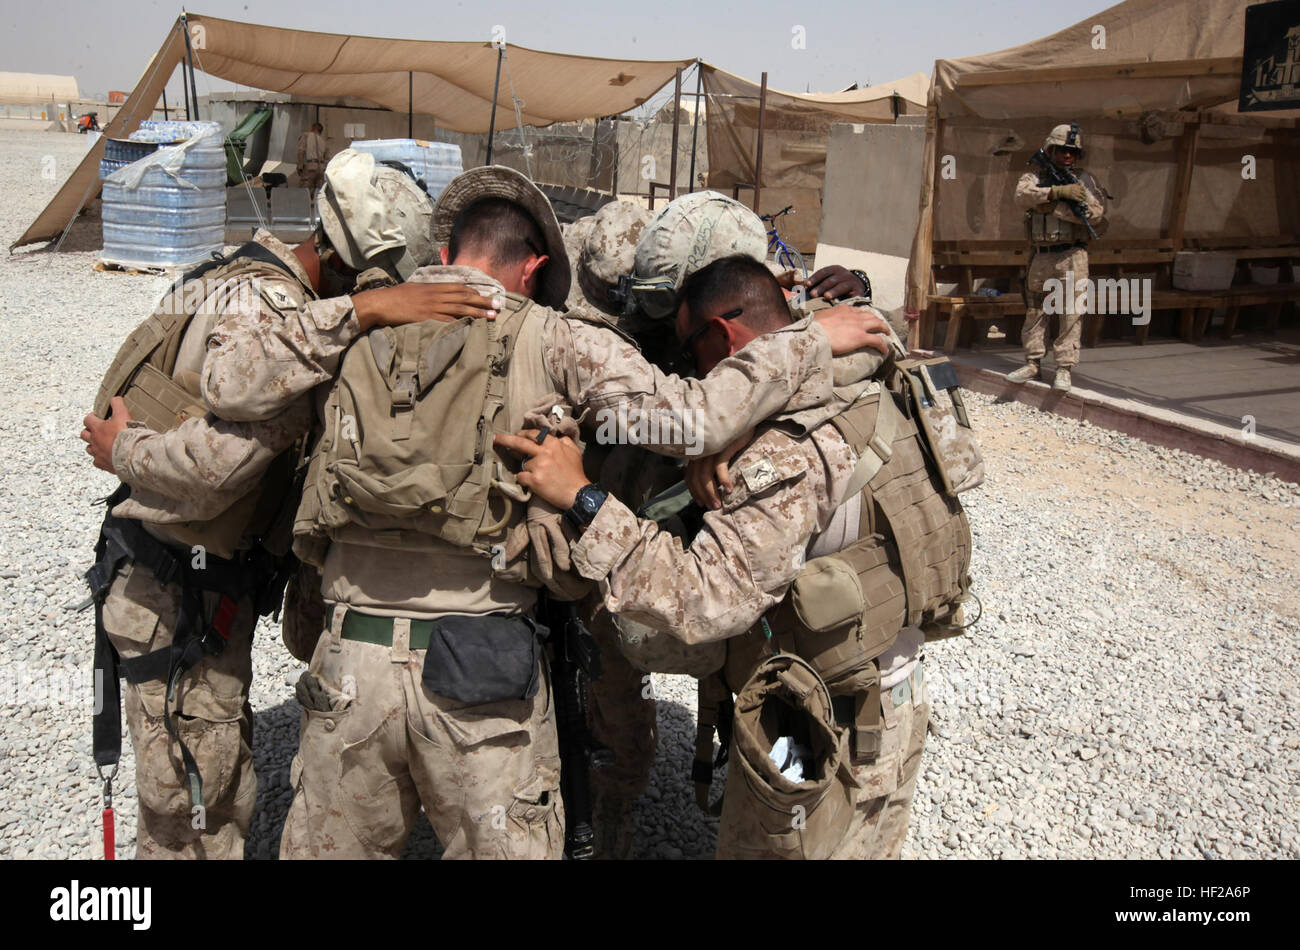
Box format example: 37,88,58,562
1051,183,1088,203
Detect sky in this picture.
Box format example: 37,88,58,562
3,0,1093,103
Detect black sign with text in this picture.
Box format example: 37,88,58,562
1240,0,1300,111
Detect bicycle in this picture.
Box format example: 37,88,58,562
762,205,807,279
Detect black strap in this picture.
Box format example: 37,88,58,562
83,485,276,811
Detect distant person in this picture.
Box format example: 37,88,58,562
1008,122,1107,393
297,122,328,192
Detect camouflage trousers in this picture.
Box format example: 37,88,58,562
298,163,325,194
716,660,929,860
280,606,565,860
586,610,658,859
1023,246,1089,369
101,562,258,859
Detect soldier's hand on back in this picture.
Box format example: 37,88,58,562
802,265,868,301
352,282,501,331
813,304,892,357
685,428,753,510
495,429,591,511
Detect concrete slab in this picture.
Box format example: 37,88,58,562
937,329,1300,482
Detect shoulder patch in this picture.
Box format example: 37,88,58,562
721,434,810,511
259,279,308,315
739,458,781,494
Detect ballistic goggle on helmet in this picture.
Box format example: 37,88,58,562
318,149,437,281
619,191,768,329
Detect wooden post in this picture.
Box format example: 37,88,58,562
408,72,413,138
669,67,682,199
688,61,704,192
1168,122,1201,252
753,71,768,213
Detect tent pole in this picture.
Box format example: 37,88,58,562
486,45,504,165
162,88,169,121
408,72,413,138
182,13,200,121
688,61,703,193
670,67,682,199
753,71,768,213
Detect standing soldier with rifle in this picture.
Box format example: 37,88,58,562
1008,122,1107,393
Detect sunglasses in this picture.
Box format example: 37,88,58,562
679,307,743,371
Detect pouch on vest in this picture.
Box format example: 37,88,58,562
895,357,985,497
421,614,544,706
772,537,907,692
721,653,856,860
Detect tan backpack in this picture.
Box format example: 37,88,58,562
293,292,542,577
93,241,314,558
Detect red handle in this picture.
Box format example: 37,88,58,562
103,807,115,860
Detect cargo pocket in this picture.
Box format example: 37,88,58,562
130,690,242,819
337,716,415,855
501,766,563,860
103,563,176,718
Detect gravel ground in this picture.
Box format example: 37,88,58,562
1,129,1296,860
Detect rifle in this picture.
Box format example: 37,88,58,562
1028,148,1099,241
538,593,607,860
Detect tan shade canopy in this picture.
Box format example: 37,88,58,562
14,12,694,249
184,14,693,133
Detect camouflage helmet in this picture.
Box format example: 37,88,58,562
627,191,769,324
318,149,437,280
574,200,652,317
561,216,597,311
1044,122,1085,157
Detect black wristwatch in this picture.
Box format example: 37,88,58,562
564,483,609,530
849,269,873,303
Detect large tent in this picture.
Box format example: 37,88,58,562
904,0,1300,321
0,72,81,104
14,13,693,250
701,67,928,249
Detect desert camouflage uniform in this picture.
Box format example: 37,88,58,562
201,262,841,859
569,354,929,860
297,130,328,193
563,199,659,857
102,229,314,858
1014,170,1106,369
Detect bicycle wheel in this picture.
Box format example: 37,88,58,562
778,245,807,280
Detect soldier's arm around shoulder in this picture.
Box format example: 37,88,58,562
569,429,825,644
544,311,833,459
201,274,359,422
112,398,313,523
